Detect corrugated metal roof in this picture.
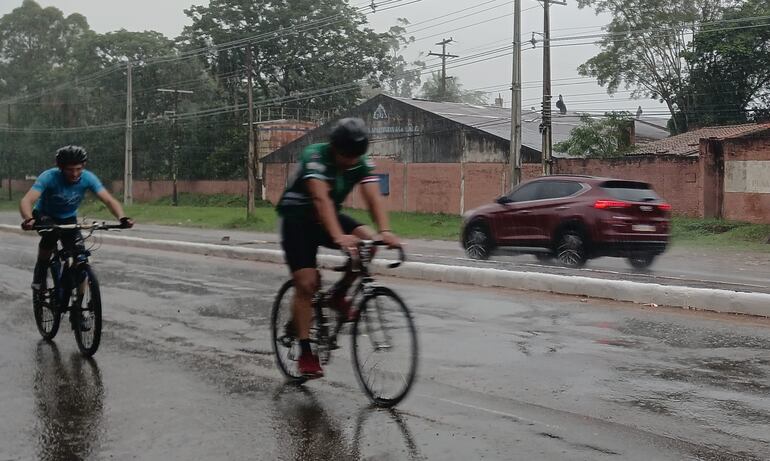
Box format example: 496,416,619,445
391,97,669,152
629,123,770,157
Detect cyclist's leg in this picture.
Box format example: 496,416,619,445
281,216,324,376
32,212,56,289
323,214,373,305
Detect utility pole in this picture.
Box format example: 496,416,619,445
157,88,194,206
246,44,256,217
428,38,459,100
541,0,566,176
6,104,12,201
124,60,133,206
510,0,523,188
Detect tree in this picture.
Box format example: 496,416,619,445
554,112,634,158
181,0,402,113
380,19,425,98
575,0,733,133
420,73,488,105
0,0,95,99
685,0,770,126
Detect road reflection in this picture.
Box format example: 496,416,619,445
271,383,422,460
33,341,104,461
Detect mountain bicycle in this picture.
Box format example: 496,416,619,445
30,221,125,357
271,241,418,407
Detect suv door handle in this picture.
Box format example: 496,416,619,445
517,210,532,215
555,206,569,211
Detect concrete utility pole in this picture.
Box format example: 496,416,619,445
246,44,256,217
511,0,523,188
428,38,459,100
541,0,566,176
124,60,133,206
157,88,194,206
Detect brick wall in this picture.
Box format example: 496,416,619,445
721,135,770,223
553,156,703,217
111,180,247,202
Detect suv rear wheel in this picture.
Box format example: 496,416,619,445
556,230,587,268
628,253,656,270
464,223,493,260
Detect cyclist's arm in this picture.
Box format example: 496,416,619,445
19,189,41,221
307,178,346,243
360,181,391,234
95,189,127,220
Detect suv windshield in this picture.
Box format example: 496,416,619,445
600,180,660,202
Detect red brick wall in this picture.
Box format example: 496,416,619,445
464,163,506,211
406,163,462,214
722,136,770,223
553,156,703,217
265,164,291,205
522,163,544,182
111,180,247,202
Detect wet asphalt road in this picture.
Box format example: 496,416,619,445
1,232,769,460
1,212,770,294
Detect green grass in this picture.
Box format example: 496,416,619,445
0,193,18,211
77,193,462,239
670,217,770,251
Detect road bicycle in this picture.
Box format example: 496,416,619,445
271,241,418,407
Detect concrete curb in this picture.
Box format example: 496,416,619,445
2,224,768,318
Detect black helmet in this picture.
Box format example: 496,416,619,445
329,118,369,157
56,145,88,165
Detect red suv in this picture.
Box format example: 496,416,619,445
461,175,671,269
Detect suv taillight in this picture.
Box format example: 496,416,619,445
594,200,631,209
658,203,672,211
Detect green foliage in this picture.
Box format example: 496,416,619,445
575,0,734,133
420,72,487,105
555,112,634,158
683,0,770,127
1,0,415,184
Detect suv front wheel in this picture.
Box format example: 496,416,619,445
464,223,493,260
556,230,587,268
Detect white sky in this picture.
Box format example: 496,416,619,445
0,0,667,117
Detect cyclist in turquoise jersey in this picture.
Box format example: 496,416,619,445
19,146,134,292
277,118,402,378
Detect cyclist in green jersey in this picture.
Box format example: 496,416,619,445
276,118,401,378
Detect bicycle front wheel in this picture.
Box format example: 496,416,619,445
33,263,61,341
73,266,102,357
271,280,307,383
352,287,418,407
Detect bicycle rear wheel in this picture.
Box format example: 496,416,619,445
352,287,418,407
33,263,61,341
271,280,307,383
73,266,102,357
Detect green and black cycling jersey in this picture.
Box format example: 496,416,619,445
276,143,379,218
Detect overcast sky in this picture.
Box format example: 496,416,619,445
1,0,667,117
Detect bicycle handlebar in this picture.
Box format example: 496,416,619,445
31,222,127,232
334,240,406,272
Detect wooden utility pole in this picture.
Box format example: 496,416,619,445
124,60,133,206
428,38,459,100
510,0,522,188
246,44,256,217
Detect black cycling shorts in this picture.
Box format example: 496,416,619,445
33,210,84,253
281,213,364,273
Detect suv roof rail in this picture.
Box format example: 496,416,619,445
535,174,599,179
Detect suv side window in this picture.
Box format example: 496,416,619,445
508,183,541,202
541,180,582,199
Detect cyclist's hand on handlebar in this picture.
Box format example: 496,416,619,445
119,217,135,229
335,234,361,254
21,218,35,231
379,230,402,249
